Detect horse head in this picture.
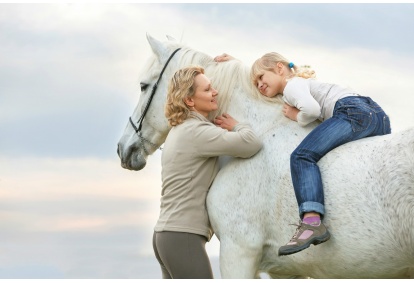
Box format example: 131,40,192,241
117,33,261,171
117,34,183,170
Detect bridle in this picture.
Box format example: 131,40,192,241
129,47,181,155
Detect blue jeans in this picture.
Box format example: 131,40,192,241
290,96,391,219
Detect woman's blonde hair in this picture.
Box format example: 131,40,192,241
165,65,204,126
250,52,316,88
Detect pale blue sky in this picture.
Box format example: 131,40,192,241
2,3,414,158
0,3,414,279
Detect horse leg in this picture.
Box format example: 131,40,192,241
219,239,261,279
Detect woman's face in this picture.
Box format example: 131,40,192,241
187,74,218,117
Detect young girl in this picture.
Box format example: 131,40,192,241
215,52,391,256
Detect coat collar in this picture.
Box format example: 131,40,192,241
189,111,211,123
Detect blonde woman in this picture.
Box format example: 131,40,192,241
152,65,262,279
215,52,391,256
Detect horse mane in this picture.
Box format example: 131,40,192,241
175,46,284,120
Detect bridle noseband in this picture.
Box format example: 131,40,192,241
129,48,181,155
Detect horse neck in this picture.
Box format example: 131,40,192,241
205,60,286,136
175,48,287,136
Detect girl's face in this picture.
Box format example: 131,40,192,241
256,63,288,97
186,73,218,117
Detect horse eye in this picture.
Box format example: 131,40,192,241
140,82,149,92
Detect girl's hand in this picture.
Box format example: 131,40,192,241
214,113,238,131
282,103,299,121
214,53,234,62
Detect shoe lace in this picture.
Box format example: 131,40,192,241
288,221,303,241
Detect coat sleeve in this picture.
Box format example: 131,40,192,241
284,78,321,127
192,121,262,158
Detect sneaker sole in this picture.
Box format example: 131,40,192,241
278,231,331,256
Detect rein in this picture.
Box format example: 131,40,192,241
129,47,181,154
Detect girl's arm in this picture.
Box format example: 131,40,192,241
283,103,299,121
283,78,321,126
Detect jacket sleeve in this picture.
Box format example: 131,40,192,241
284,78,321,127
192,121,262,158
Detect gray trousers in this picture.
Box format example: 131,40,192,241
152,231,214,279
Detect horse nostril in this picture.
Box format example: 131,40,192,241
117,144,120,156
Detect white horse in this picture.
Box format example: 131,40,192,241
117,34,414,279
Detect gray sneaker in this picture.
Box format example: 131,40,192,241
278,220,330,256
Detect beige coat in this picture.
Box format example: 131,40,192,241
154,112,262,241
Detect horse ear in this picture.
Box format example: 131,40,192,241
146,33,167,59
166,35,177,42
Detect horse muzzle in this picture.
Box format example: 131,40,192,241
117,142,147,171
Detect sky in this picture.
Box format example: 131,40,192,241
1,2,414,280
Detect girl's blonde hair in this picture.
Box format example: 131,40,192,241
165,65,204,126
250,52,316,88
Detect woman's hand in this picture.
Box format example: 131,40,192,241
214,113,238,131
282,103,299,121
214,53,234,62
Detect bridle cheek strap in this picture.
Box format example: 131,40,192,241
129,47,181,152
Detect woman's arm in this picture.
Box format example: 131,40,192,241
213,53,235,62
193,118,262,158
214,113,237,131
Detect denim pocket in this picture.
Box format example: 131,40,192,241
347,108,373,132
366,97,385,113
383,114,391,134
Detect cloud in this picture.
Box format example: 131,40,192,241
0,4,152,159
0,155,162,239
0,154,166,278
2,3,414,159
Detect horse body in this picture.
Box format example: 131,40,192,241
210,120,414,278
117,34,414,278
